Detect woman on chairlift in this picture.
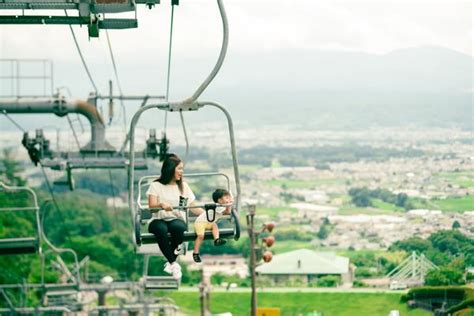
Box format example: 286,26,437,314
146,153,202,280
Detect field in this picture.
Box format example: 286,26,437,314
162,291,431,316
256,206,298,218
271,240,312,253
434,171,474,189
263,178,344,189
430,196,474,212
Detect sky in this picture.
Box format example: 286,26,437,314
0,0,472,131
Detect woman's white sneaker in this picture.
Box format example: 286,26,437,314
163,262,173,274
170,262,182,280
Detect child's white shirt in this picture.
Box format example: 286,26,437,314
195,206,228,223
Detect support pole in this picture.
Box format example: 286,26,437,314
98,290,107,316
247,204,257,316
199,269,206,316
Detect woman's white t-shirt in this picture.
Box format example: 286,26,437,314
146,181,195,222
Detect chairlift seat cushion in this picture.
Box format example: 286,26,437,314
144,276,179,290
140,228,235,245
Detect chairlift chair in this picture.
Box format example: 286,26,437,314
0,182,42,255
128,103,242,254
141,255,179,290
134,173,240,252
126,0,239,253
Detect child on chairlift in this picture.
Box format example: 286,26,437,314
192,189,233,263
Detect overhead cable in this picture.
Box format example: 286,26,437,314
39,163,72,241
1,110,26,133
163,3,176,133
105,30,127,130
164,3,190,160
64,10,99,94
66,114,82,151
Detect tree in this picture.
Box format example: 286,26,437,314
395,193,408,208
389,237,432,253
317,224,329,240
0,149,26,186
452,220,461,229
425,267,465,286
348,187,373,207
428,230,471,256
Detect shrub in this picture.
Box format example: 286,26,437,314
316,275,341,287
352,280,368,288
425,267,466,286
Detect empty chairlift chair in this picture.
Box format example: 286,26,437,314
141,254,179,290
0,182,42,255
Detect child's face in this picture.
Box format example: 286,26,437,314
218,194,232,204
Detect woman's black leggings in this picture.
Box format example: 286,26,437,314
148,219,187,263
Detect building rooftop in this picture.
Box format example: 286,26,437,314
256,249,349,275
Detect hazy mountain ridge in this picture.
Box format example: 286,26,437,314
0,46,472,130
211,46,473,129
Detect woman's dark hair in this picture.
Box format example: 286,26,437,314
156,153,184,193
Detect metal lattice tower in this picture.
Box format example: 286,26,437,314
386,251,438,286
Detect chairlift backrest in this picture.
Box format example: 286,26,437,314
0,182,42,255
137,172,232,210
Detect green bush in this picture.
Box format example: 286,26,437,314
353,280,368,288
316,275,341,287
355,267,377,278
425,267,465,286
402,286,473,303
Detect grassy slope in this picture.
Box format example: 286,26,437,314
431,196,474,212
164,292,431,316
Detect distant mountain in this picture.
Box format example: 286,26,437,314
1,46,472,131
203,46,472,130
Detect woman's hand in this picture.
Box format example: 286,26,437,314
160,202,173,212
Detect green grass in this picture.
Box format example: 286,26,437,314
336,195,404,215
264,178,344,189
272,240,313,254
163,292,431,316
434,171,474,188
338,249,407,264
430,196,474,212
371,199,404,212
256,206,297,218
239,164,262,174
338,205,400,216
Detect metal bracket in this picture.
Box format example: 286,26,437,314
168,101,202,112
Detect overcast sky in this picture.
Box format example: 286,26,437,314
0,0,472,130
0,0,471,59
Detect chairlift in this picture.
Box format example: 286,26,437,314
134,173,240,251
0,182,42,255
141,255,179,290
